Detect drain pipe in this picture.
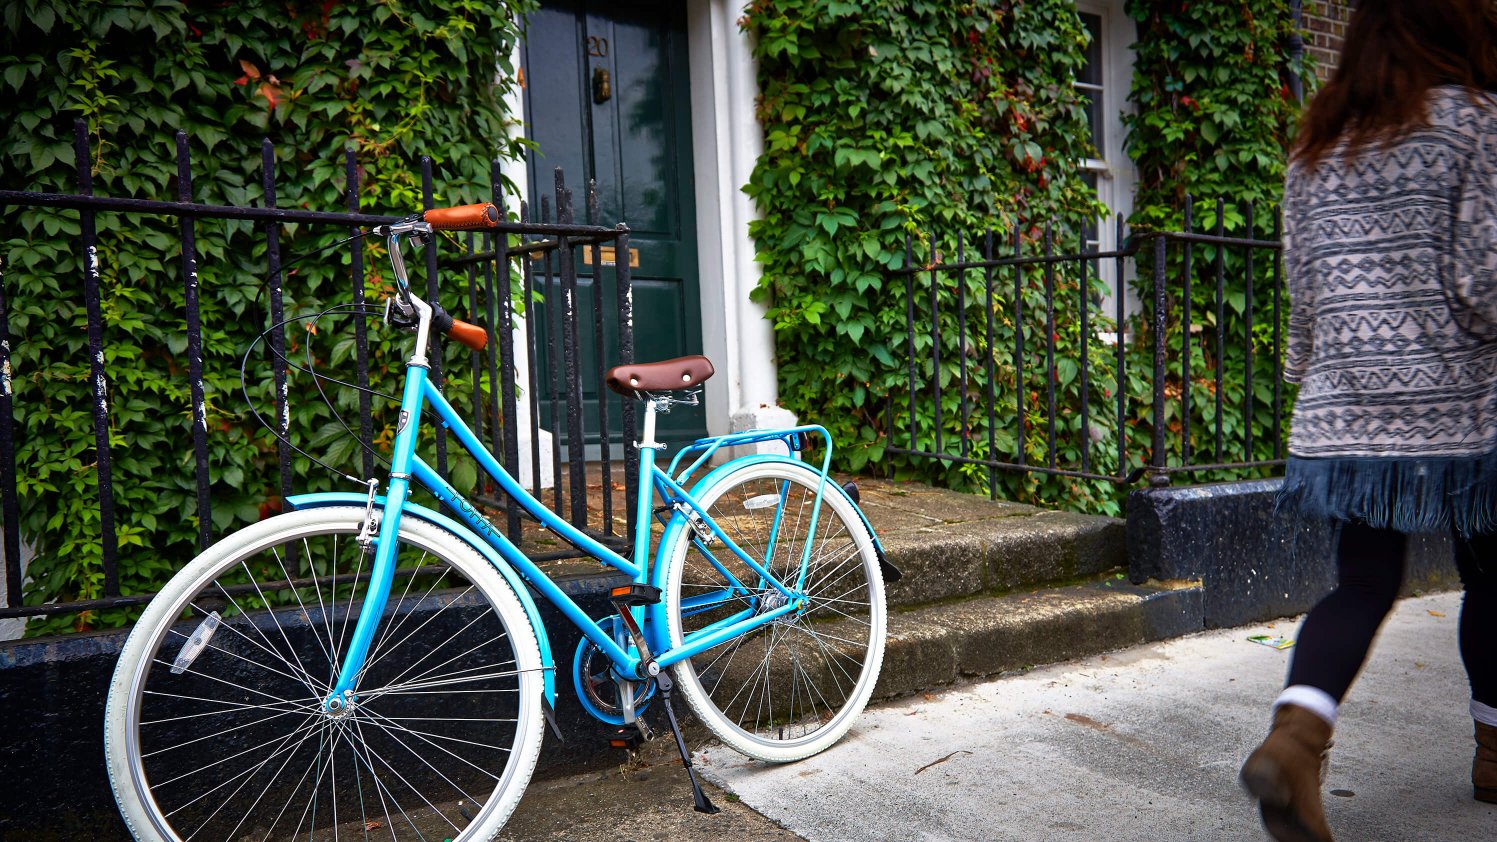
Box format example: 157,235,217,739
1287,0,1305,104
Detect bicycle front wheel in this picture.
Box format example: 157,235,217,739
663,459,887,762
104,507,546,842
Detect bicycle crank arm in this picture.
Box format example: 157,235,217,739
609,583,662,679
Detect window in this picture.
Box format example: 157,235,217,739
1076,10,1105,255
1073,1,1136,319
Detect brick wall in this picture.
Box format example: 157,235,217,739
1303,0,1350,80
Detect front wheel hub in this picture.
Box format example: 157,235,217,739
323,692,357,719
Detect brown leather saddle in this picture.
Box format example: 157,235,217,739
604,355,714,398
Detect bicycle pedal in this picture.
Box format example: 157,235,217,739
609,584,662,607
607,728,644,750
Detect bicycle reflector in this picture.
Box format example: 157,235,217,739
609,584,662,606
170,611,222,674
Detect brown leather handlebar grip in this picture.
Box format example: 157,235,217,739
446,318,489,352
423,203,500,231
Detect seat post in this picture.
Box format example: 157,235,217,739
639,397,663,451
631,397,663,573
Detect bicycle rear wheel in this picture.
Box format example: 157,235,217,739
104,507,545,842
663,459,887,762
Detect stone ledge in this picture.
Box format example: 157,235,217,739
1127,479,1459,628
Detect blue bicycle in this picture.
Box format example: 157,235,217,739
103,202,893,840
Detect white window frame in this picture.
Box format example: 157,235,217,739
1074,0,1138,324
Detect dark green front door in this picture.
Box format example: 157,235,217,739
523,0,706,448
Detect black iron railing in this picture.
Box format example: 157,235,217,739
0,122,635,621
886,199,1287,494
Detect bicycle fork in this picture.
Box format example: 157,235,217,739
322,328,433,713
318,228,439,714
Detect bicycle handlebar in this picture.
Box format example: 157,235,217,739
423,203,500,231
445,318,487,351
375,209,493,352
429,304,488,352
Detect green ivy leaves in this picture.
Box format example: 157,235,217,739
1124,0,1306,211
1124,0,1305,477
1,0,534,634
746,0,1303,510
744,0,1105,488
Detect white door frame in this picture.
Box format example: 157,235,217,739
686,0,776,436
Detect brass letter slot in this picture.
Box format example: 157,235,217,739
582,246,639,268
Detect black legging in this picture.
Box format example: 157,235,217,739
1286,520,1497,707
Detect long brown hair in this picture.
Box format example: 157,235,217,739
1293,0,1497,168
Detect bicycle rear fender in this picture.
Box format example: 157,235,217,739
286,492,557,708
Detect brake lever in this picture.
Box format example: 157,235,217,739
373,215,428,238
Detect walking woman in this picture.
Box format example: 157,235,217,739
1240,1,1497,840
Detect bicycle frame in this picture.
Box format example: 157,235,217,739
104,212,893,842
316,231,836,713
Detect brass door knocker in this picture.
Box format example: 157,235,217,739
592,67,611,104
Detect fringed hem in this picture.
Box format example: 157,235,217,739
1278,452,1497,536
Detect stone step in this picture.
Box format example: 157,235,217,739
859,479,1128,608
873,575,1205,700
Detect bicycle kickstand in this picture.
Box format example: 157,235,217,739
606,584,720,815
655,667,721,815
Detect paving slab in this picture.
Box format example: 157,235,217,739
701,590,1493,842
497,735,799,841
854,476,1041,529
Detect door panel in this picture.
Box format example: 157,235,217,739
524,0,705,449
611,13,678,237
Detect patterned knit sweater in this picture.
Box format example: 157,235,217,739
1280,86,1497,533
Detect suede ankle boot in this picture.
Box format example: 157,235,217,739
1476,721,1497,804
1240,704,1335,842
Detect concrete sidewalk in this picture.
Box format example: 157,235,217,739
496,591,1489,840
700,590,1492,841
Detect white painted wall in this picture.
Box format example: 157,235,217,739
0,541,28,640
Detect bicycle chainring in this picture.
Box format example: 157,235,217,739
572,616,656,724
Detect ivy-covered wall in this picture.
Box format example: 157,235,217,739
0,0,533,633
0,0,1310,632
742,0,1104,494
1124,0,1305,473
1125,0,1304,228
744,0,1305,510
